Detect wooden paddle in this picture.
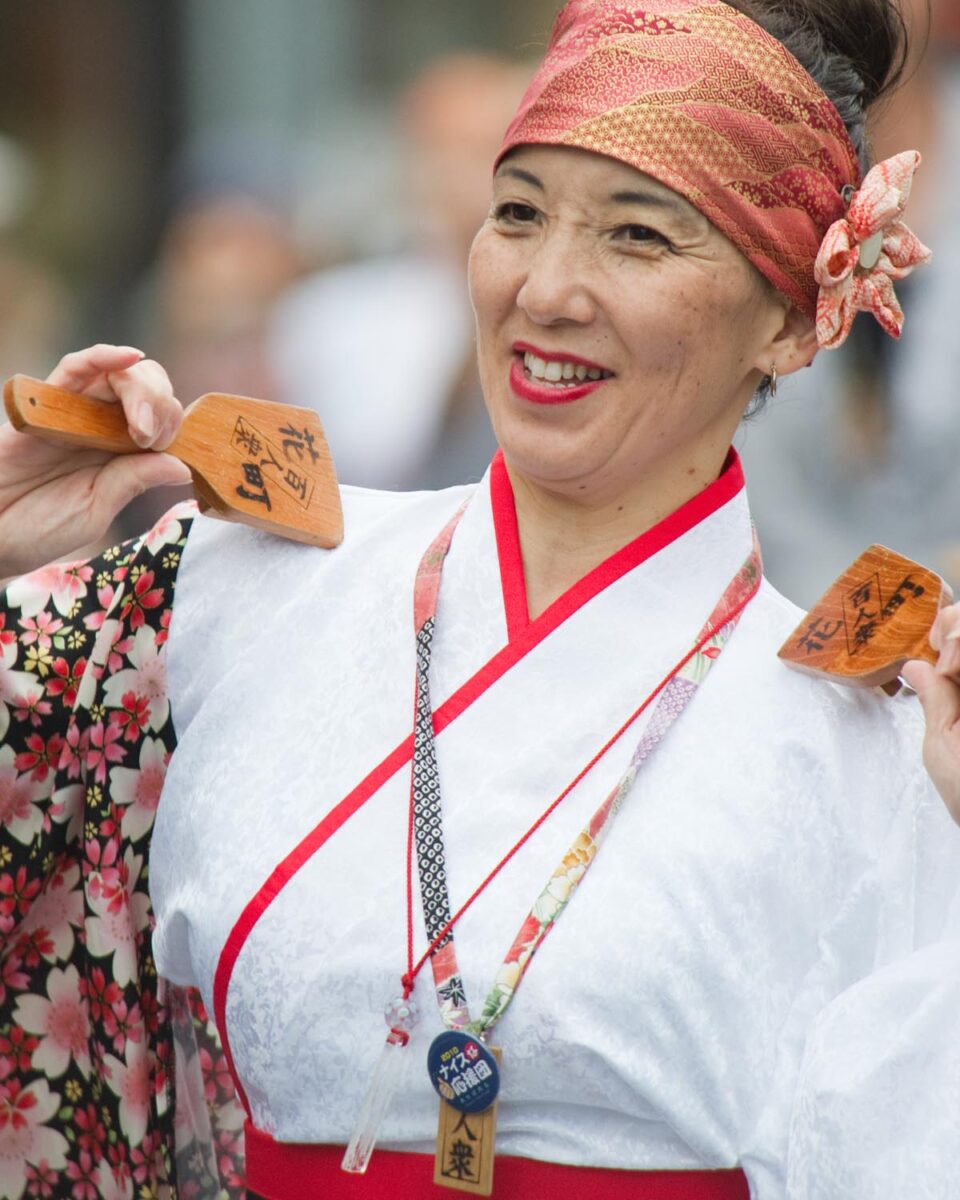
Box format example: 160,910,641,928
778,544,953,692
4,374,344,548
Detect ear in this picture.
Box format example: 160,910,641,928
753,303,819,379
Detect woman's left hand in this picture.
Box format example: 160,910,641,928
902,605,960,825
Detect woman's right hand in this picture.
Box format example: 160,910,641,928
0,344,193,579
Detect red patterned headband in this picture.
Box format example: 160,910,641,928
497,0,930,347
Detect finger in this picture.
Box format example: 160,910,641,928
938,638,960,679
92,452,193,518
47,344,146,393
929,608,960,675
902,659,960,731
930,604,960,649
107,359,183,450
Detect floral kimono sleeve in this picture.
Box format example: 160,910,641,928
0,504,244,1200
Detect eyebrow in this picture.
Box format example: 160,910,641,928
495,166,545,190
610,189,689,213
496,167,691,216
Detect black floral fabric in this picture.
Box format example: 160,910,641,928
0,505,245,1200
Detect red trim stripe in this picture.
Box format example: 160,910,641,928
244,1123,751,1199
214,449,747,1112
490,451,529,641
212,734,415,1114
490,448,745,643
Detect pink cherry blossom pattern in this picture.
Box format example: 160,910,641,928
13,965,91,1079
110,738,169,844
0,748,45,845
7,560,92,621
45,657,88,711
0,510,244,1194
102,1041,152,1146
0,1079,69,1199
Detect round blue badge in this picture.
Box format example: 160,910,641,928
427,1030,500,1113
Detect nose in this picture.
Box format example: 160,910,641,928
515,231,596,327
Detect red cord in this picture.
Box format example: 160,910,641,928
402,578,761,990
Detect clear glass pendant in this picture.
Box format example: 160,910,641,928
341,997,419,1174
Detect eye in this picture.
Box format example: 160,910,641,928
615,224,670,247
492,201,539,225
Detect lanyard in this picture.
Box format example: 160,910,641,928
405,503,762,1036
343,497,762,1179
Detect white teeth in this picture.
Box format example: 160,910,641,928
522,351,610,385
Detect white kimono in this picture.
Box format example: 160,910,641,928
150,451,960,1198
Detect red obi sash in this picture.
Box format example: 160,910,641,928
244,1122,751,1199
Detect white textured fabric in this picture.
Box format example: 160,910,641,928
786,938,960,1200
151,464,960,1197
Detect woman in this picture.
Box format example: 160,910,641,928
1,3,958,1199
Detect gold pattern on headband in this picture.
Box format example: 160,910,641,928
499,0,861,316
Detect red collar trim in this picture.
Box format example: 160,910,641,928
214,448,746,1115
490,448,745,644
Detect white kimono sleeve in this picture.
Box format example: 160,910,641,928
786,938,960,1199
785,756,960,1200
742,732,960,1200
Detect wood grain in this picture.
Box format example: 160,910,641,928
778,544,951,689
4,374,343,548
433,1047,501,1196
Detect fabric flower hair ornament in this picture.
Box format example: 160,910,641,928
815,150,932,349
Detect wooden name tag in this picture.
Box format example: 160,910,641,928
778,544,953,691
5,374,343,548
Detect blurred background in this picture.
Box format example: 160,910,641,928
2,0,959,606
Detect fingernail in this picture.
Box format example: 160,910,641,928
120,346,146,359
135,402,157,443
947,626,960,642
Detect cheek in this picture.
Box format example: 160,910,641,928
615,283,710,376
620,271,767,375
467,235,496,323
468,233,519,331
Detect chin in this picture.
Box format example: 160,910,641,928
497,423,614,492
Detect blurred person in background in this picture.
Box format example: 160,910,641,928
116,133,304,538
137,192,299,405
270,53,529,490
741,0,960,606
0,135,73,388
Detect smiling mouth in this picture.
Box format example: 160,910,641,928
508,348,613,406
521,350,614,387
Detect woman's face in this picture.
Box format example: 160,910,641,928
469,145,794,506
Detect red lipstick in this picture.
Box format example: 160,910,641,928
509,344,613,406
513,341,612,373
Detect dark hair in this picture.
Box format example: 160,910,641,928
728,2,920,413
725,0,914,172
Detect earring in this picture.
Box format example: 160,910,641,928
768,363,778,399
